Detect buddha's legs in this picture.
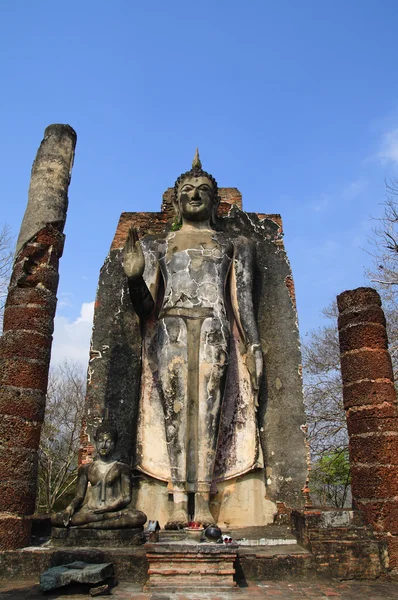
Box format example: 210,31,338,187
73,508,147,529
51,508,147,529
158,317,189,528
194,317,229,525
158,315,229,528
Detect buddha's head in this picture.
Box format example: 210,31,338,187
173,150,219,224
94,421,118,459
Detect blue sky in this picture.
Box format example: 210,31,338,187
1,1,398,365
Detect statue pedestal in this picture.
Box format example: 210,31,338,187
51,527,145,548
144,541,238,591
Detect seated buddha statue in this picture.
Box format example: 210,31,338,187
51,420,147,529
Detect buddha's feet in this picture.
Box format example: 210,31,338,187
193,508,215,528
165,503,189,530
194,493,215,528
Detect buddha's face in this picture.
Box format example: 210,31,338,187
177,176,215,222
96,432,116,458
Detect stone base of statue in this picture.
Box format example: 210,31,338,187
144,541,238,592
51,526,145,548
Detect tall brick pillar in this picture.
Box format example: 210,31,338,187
337,287,398,568
0,124,76,549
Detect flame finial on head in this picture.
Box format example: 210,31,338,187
192,148,202,170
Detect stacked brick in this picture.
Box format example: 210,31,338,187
0,124,76,550
145,543,237,591
292,509,384,579
337,287,398,568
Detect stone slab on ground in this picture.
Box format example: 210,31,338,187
1,577,398,599
40,561,114,591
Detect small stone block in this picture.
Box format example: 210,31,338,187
89,583,111,596
40,561,114,592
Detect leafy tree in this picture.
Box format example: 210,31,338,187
36,360,86,513
310,449,351,508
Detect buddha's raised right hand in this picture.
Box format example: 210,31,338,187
123,226,145,280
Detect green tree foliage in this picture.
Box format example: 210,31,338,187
310,449,351,508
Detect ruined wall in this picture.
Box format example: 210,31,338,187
337,287,398,569
81,187,308,523
0,124,76,549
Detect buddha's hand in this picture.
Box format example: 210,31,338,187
94,501,121,514
62,505,74,527
245,343,263,397
123,226,145,280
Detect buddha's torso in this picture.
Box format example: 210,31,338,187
158,229,233,315
86,460,124,510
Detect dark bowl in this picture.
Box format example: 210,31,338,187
204,525,222,542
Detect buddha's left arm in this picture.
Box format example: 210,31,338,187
231,238,263,392
119,470,133,508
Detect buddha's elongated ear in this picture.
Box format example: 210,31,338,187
211,194,220,225
172,194,182,224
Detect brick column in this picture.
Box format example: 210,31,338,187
337,287,398,568
0,124,76,549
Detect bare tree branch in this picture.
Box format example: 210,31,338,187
0,223,13,329
367,180,398,289
36,360,86,513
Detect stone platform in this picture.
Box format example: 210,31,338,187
0,540,312,584
51,526,145,548
0,515,388,584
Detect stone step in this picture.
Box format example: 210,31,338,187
236,544,314,581
159,524,298,546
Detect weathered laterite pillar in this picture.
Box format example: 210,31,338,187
337,287,398,568
0,124,76,549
